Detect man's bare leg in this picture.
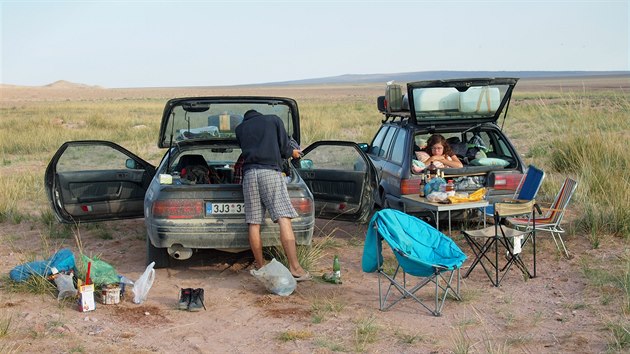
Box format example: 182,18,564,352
248,223,265,269
277,217,307,277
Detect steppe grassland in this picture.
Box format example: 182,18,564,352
0,83,629,237
1,80,630,349
0,85,383,220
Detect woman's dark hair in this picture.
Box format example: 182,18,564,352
425,134,454,156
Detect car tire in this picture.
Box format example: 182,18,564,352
146,237,170,269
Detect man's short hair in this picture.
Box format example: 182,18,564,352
244,109,259,118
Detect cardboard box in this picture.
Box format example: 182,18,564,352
78,284,96,312
219,113,230,131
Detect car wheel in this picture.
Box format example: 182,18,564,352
146,237,170,269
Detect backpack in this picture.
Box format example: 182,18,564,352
181,165,211,184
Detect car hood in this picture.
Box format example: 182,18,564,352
158,96,300,148
407,78,518,126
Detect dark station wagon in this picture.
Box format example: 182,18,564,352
368,78,525,217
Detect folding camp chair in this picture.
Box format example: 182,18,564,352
483,165,545,220
463,199,539,287
362,209,467,316
508,178,578,259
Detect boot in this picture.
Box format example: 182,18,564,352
188,288,206,312
178,288,192,310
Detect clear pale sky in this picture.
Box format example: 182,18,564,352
1,0,628,88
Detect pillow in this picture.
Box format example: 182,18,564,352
411,159,426,174
415,151,430,162
470,157,510,167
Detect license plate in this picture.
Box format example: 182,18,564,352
206,202,245,215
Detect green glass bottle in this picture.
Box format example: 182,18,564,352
333,255,341,279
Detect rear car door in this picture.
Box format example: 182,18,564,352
45,141,156,223
295,141,378,223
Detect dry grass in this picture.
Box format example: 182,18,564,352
1,77,629,352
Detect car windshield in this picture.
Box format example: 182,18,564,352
162,101,295,146
411,83,511,120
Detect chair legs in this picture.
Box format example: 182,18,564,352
463,230,536,287
550,230,570,258
377,265,461,316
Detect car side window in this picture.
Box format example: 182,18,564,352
304,145,365,171
390,129,406,165
369,126,389,156
494,134,514,158
57,145,130,172
380,127,397,158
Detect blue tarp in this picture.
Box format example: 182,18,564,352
9,248,76,282
362,209,467,277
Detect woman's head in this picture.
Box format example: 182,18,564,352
426,134,453,156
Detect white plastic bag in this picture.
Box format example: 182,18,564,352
133,261,155,304
54,273,77,300
250,258,296,296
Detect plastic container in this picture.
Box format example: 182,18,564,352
414,87,459,111
99,285,121,305
446,179,456,197
386,84,403,112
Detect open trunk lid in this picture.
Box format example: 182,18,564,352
158,97,300,148
407,78,518,126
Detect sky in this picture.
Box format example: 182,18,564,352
1,0,629,88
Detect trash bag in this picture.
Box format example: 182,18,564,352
424,177,446,197
250,258,296,296
133,262,155,304
80,255,119,286
54,273,77,300
9,248,76,282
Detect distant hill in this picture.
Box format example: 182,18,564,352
259,70,630,86
44,80,103,89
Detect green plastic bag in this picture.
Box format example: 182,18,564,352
79,255,119,286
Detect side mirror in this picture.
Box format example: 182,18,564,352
357,143,369,153
125,159,138,169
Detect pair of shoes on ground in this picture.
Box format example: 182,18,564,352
178,288,206,311
292,271,312,282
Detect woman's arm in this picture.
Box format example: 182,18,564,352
444,154,463,168
427,154,463,168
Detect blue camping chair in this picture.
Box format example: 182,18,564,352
363,209,467,316
484,164,545,219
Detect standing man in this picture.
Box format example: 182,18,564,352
235,109,311,281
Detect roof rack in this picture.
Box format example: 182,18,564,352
380,111,411,124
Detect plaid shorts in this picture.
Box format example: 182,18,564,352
243,168,298,224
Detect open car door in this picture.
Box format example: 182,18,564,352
44,141,156,223
295,141,377,223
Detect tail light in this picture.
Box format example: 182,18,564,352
400,178,420,195
152,200,203,219
490,173,523,191
291,197,313,215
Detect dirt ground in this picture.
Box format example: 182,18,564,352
1,79,628,353
0,215,625,353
